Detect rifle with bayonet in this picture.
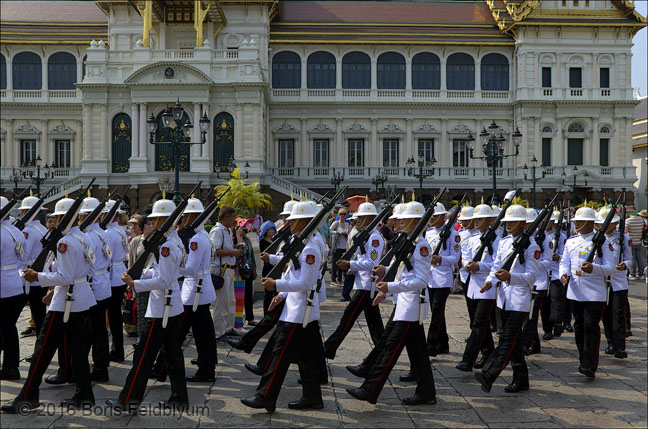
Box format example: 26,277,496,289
179,186,230,251
548,201,565,281
585,195,621,265
316,190,332,204
13,196,44,231
0,187,31,221
79,187,119,231
617,192,627,266
432,195,466,259
99,185,131,230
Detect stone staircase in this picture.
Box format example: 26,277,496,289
266,174,324,201
43,176,86,205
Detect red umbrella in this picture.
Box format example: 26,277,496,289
345,195,373,211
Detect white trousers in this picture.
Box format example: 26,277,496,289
212,267,235,338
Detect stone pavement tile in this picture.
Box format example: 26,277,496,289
543,408,633,428
407,408,485,428
465,395,552,424
337,399,414,427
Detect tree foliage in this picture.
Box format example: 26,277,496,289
215,168,273,219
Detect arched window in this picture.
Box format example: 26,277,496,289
446,53,474,90
307,51,335,89
542,126,553,133
342,51,370,89
481,53,509,91
272,51,301,88
568,122,585,133
82,55,87,81
213,112,234,171
12,52,42,90
111,113,132,173
600,126,611,134
48,52,77,90
0,55,6,89
155,111,191,172
377,52,405,89
412,52,440,90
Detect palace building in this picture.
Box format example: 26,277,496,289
1,0,645,211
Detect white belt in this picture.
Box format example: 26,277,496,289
26,259,35,266
1,264,18,271
70,277,87,285
111,261,125,267
191,269,211,280
93,269,109,276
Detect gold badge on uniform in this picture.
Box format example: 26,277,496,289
575,269,583,276
454,244,460,252
370,250,378,261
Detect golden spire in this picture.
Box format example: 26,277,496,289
411,191,415,202
29,189,33,197
481,195,484,205
88,189,91,198
290,192,294,201
401,194,405,204
65,189,68,198
365,194,369,203
162,190,166,200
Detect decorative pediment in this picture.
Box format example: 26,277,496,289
346,121,367,133
274,122,298,133
450,124,472,134
310,122,332,133
380,121,402,133
15,124,40,134
415,123,439,134
51,124,75,134
124,62,213,85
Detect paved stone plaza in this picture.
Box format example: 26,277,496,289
1,278,646,428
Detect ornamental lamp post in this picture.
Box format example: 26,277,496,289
9,168,22,194
371,170,388,199
562,166,589,206
522,155,545,208
407,151,435,202
147,100,210,204
21,156,54,196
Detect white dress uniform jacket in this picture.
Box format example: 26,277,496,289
37,226,96,312
275,239,321,324
559,232,616,302
547,229,566,281
486,235,541,313
134,230,184,318
312,232,328,302
349,228,385,291
464,233,501,300
105,222,128,286
387,237,431,322
458,229,479,283
180,228,216,306
425,224,460,288
86,223,112,301
533,235,553,291
21,220,47,287
1,219,26,298
607,231,631,292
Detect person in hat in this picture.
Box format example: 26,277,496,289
458,206,479,322
3,197,96,413
474,204,541,394
330,207,351,285
626,209,646,280
324,201,386,360
241,201,324,413
545,209,569,338
559,206,615,379
107,198,188,412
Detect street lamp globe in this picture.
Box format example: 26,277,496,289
161,107,173,128
147,113,158,133
172,100,184,121
183,122,193,138
417,152,424,166
512,127,523,147
488,120,498,137
199,112,210,133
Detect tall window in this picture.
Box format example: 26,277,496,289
377,52,405,89
278,139,294,168
313,139,329,167
20,140,36,166
446,53,475,90
13,52,42,90
542,67,552,88
348,139,364,167
600,67,610,88
48,52,76,90
418,139,435,165
481,53,509,91
453,140,469,167
599,138,609,166
55,140,71,167
541,138,552,166
307,51,335,89
342,52,371,89
112,113,132,173
383,139,399,168
567,138,583,165
412,53,440,89
272,51,301,88
0,55,6,90
569,67,582,88
213,112,234,170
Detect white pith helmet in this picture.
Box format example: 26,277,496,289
550,209,561,221
501,204,528,222
53,198,75,216
491,205,501,216
286,201,318,220
389,203,405,219
595,207,620,224
148,199,176,218
280,200,297,216
400,201,426,219
526,208,539,223
80,197,100,214
18,196,41,211
473,204,497,219
183,198,204,214
431,202,448,216
0,196,8,212
355,202,378,217
459,206,475,221
573,206,598,222
103,199,125,214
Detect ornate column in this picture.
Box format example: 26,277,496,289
42,61,48,94
74,120,82,168
139,103,147,159
301,57,307,90
253,106,260,160
202,104,210,158
192,103,210,173
336,117,343,168
192,102,201,160
556,117,564,166
405,57,412,90
235,104,243,160
300,118,308,169
405,118,413,161
131,103,139,158
440,119,448,167
370,118,378,168
129,103,148,172
591,117,599,166
440,58,446,91
336,58,342,90
100,104,108,159
6,119,13,167
371,58,377,94
40,120,49,165
82,104,92,159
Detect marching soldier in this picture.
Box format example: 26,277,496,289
346,201,436,406
241,201,324,413
424,202,460,356
547,210,568,338
475,205,541,393
456,203,500,372
102,200,128,363
458,206,479,323
3,197,96,413
107,198,188,412
559,206,615,379
597,208,631,359
324,202,385,359
0,196,27,380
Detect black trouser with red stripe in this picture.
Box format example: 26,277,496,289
323,289,384,359
460,278,475,324
481,309,528,386
570,300,605,373
17,311,93,401
461,299,495,367
360,321,435,402
118,315,188,406
256,321,322,403
27,286,47,336
603,289,628,352
549,280,569,326
426,287,450,355
178,304,218,374
86,297,110,373
0,294,28,371
239,300,285,354
359,308,396,373
107,285,127,359
522,289,551,352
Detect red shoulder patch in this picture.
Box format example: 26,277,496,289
190,241,198,251
420,246,429,257
305,254,315,265
372,239,380,248
23,232,29,240
534,250,541,260
549,242,553,249
455,235,461,243
57,243,67,254
609,243,615,252
161,247,170,258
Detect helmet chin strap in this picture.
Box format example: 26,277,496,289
575,222,588,232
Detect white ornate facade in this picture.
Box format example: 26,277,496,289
1,0,645,210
